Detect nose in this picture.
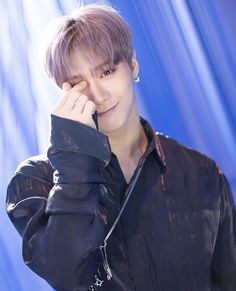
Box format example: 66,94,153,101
84,81,108,105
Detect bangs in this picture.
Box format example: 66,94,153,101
43,4,134,88
56,34,125,86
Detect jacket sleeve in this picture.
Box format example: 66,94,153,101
6,115,111,291
211,171,236,291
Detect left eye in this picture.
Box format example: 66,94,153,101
100,69,114,78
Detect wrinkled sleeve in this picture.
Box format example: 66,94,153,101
6,115,111,291
211,171,236,291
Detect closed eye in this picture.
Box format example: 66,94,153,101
69,79,83,87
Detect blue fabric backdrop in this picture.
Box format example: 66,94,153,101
1,0,235,290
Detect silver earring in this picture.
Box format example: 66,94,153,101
133,75,140,83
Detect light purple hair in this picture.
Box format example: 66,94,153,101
41,3,134,88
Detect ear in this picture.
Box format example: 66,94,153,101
131,50,139,78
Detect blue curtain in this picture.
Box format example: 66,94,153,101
1,0,235,290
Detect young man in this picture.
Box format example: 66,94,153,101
6,3,236,291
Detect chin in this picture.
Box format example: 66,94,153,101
98,100,137,135
99,116,127,135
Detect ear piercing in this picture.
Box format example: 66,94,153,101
133,75,140,83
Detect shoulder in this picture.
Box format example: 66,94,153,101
156,132,219,174
155,133,224,209
156,133,222,200
12,154,54,186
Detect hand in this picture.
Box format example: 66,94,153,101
51,81,96,129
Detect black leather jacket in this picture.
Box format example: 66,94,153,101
6,115,236,291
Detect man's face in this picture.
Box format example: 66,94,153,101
66,51,139,134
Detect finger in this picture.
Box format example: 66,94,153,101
53,92,79,113
82,100,96,116
70,81,87,93
62,82,72,92
53,82,73,110
61,81,87,107
60,81,87,107
72,95,89,113
63,92,84,110
52,82,87,114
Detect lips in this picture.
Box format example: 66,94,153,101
98,103,118,117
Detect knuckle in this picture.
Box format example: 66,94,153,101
87,100,95,107
63,90,78,98
74,81,87,90
68,92,80,100
79,94,88,102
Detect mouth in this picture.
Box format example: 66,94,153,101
98,102,119,118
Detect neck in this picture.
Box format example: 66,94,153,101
107,106,147,161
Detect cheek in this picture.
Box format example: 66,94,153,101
112,76,134,101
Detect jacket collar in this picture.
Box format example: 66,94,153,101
140,117,167,173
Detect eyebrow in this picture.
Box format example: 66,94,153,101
67,59,111,82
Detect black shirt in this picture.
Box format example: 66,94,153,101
6,115,236,291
